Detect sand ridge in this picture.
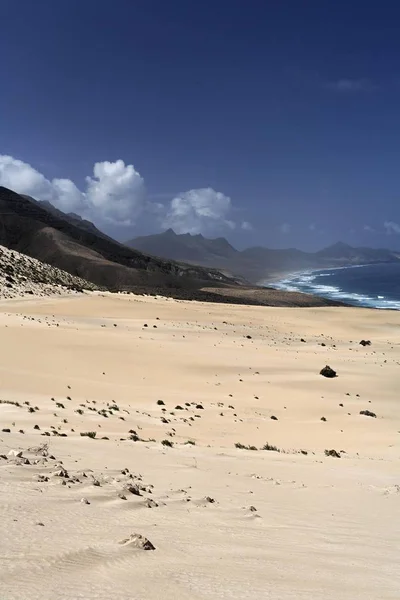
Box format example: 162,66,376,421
0,292,399,599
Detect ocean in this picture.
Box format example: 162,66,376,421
269,262,400,310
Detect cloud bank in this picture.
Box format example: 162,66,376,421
0,155,248,235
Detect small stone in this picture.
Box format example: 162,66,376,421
320,365,337,378
80,497,90,504
8,450,23,458
270,415,278,421
118,533,155,550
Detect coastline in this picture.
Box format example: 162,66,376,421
260,262,400,310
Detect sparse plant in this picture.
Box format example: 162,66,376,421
161,439,173,448
184,440,196,445
80,431,97,439
235,442,258,450
263,442,280,452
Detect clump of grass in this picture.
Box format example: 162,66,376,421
56,402,65,409
80,431,97,439
0,399,21,407
156,400,165,406
75,409,84,415
161,439,174,448
184,440,196,445
235,442,258,451
262,442,280,452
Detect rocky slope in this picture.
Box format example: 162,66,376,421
0,244,98,300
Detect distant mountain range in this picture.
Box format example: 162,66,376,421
126,230,400,283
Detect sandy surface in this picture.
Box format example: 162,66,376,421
0,292,399,600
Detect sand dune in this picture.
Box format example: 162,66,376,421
0,292,399,599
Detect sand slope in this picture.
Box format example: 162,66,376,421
0,293,399,599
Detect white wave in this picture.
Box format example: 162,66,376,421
268,268,400,310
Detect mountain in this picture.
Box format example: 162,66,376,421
126,229,238,266
0,187,239,296
126,231,400,283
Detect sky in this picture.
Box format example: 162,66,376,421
1,0,400,250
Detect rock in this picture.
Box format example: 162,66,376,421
320,416,327,422
146,498,158,508
8,449,23,458
53,468,69,478
360,410,377,418
249,505,257,512
270,415,278,421
320,365,337,378
126,484,141,496
205,496,215,503
359,340,371,346
324,449,341,458
80,497,90,504
2,428,11,433
118,533,155,550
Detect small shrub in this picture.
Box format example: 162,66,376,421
0,399,21,407
161,439,173,448
184,440,196,445
235,442,258,451
80,431,97,439
263,442,280,452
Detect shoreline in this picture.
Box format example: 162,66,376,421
260,262,400,311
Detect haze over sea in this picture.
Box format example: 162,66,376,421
270,263,400,310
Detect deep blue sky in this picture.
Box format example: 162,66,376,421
1,0,400,250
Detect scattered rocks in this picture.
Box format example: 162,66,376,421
320,365,337,378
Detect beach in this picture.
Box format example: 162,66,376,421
1,291,399,599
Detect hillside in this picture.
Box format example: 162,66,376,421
0,243,98,299
126,231,400,283
0,187,238,296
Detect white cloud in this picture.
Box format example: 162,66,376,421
162,188,236,234
363,224,375,232
280,223,291,234
384,221,400,235
241,221,253,231
0,155,248,235
325,78,374,92
309,223,316,231
0,155,145,226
